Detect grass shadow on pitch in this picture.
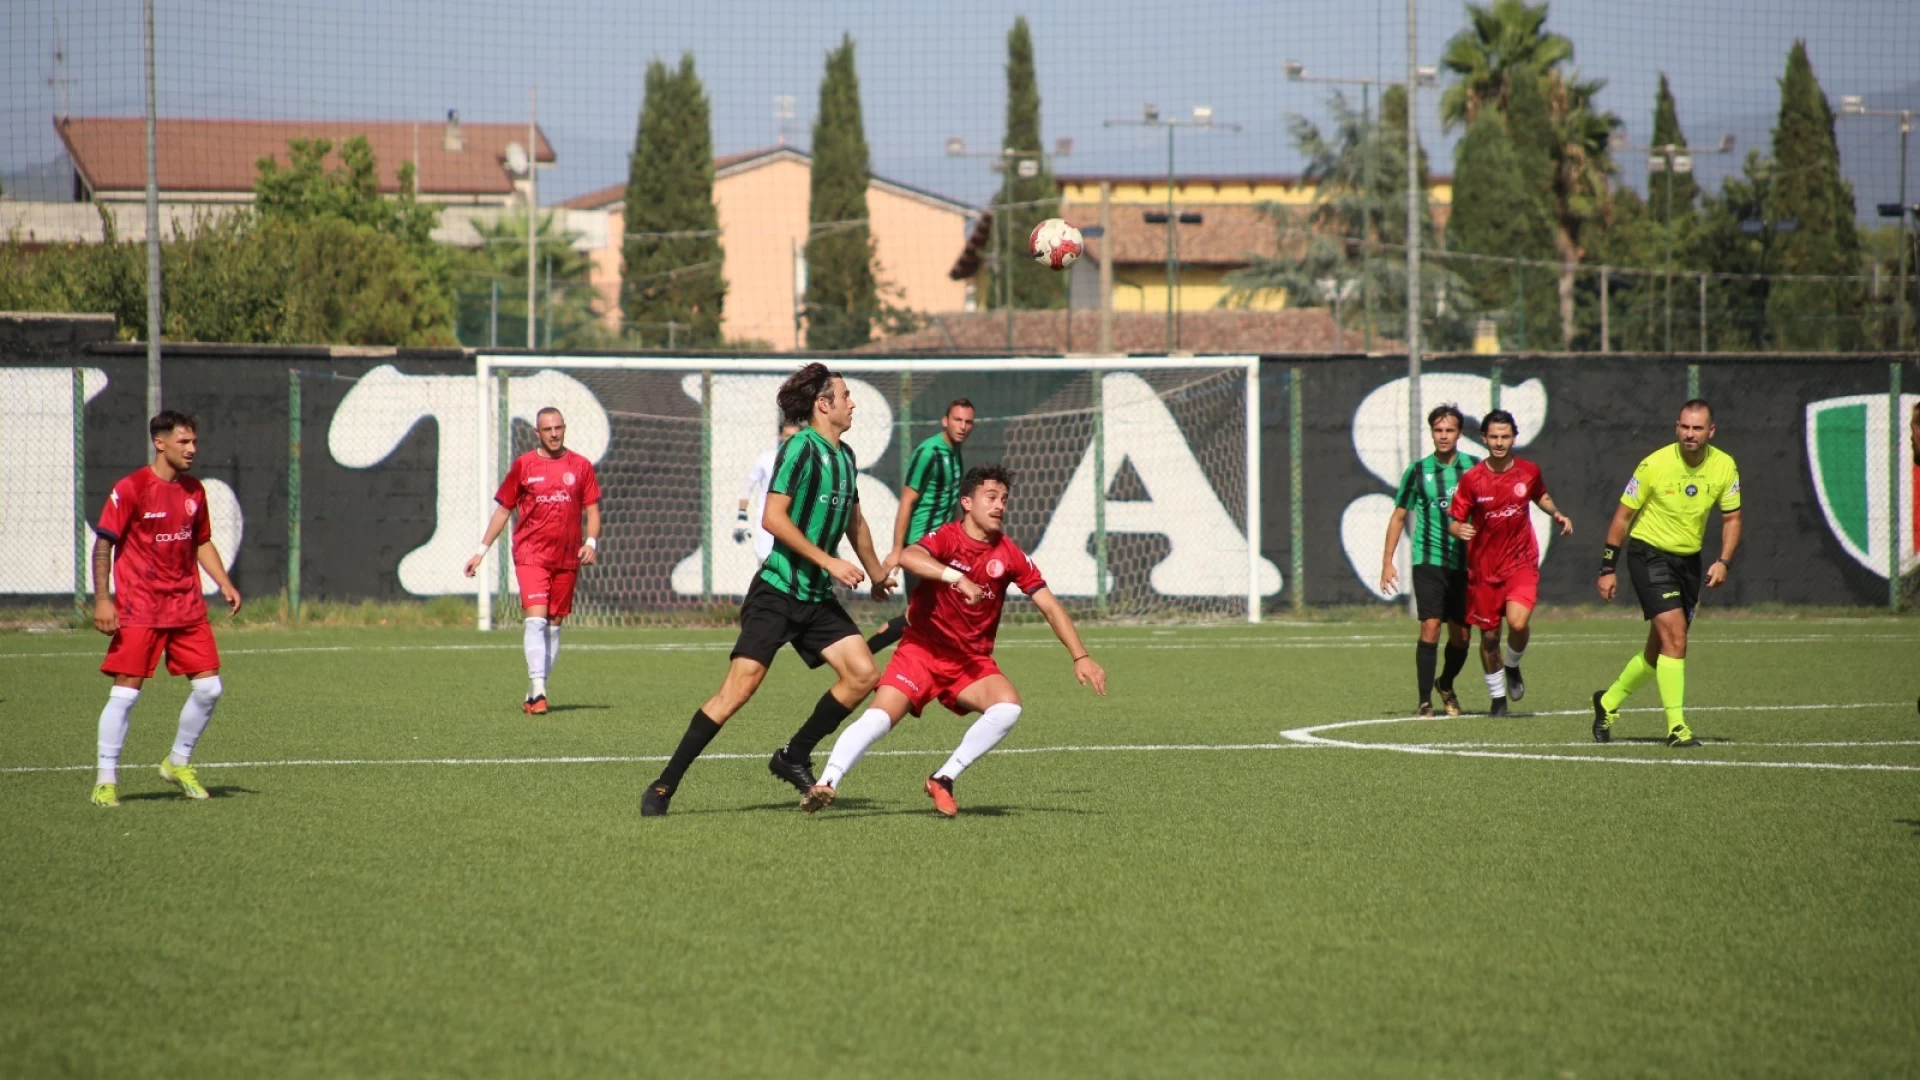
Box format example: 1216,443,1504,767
543,704,612,714
810,802,1103,822
1896,819,1920,838
118,784,260,802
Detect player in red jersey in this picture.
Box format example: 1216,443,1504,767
464,407,601,715
88,411,242,808
801,464,1107,817
1446,409,1573,716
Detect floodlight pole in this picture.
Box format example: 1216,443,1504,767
943,141,1063,352
1104,108,1239,352
1839,98,1914,348
527,87,538,351
142,0,161,418
1405,0,1422,469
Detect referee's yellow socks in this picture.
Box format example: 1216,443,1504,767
1601,654,1656,713
1655,656,1687,734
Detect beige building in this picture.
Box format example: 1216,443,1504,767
1056,174,1453,313
562,147,972,350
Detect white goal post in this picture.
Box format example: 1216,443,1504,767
473,354,1271,628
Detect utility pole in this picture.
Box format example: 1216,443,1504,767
142,0,161,418
1104,105,1239,352
1404,0,1423,463
527,87,538,350
1839,97,1914,348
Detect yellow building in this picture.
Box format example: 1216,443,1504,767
1055,174,1452,313
563,147,972,350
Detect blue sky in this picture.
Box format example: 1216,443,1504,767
5,0,1916,211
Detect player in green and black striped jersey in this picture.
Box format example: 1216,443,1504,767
1380,404,1478,717
865,397,976,653
643,364,892,818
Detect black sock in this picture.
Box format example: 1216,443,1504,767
1415,641,1438,702
865,614,907,653
655,709,722,790
1438,643,1469,689
784,690,855,762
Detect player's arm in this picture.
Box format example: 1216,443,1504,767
196,541,242,616
91,535,118,635
1533,490,1574,536
578,502,601,566
1596,502,1637,602
1446,483,1475,541
1029,586,1107,696
735,461,767,542
888,485,923,571
896,543,984,605
1706,510,1742,588
762,492,864,588
845,501,893,600
464,503,514,578
1380,501,1410,595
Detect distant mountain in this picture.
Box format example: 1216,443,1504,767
0,154,76,202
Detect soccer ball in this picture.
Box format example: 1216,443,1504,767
1028,218,1085,271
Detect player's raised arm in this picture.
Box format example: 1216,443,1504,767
465,503,514,578
896,543,983,605
763,492,863,588
1028,587,1105,695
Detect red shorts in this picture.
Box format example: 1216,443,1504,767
101,621,220,678
879,640,1004,718
514,564,578,619
1466,570,1539,629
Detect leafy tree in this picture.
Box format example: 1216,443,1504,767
803,34,879,350
985,17,1061,312
451,213,607,349
1691,150,1780,349
1765,40,1862,350
254,136,440,253
622,54,727,347
1647,74,1699,209
1447,107,1557,347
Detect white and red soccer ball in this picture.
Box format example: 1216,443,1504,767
1028,218,1084,271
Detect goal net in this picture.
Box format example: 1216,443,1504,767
472,356,1276,628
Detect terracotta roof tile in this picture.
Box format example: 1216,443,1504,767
56,116,554,198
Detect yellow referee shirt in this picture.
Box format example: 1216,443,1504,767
1620,443,1741,555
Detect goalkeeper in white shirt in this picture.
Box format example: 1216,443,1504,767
734,421,801,564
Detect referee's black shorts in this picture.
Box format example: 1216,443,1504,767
1626,538,1702,623
732,576,862,669
1411,564,1468,624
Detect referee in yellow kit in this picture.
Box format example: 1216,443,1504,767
1593,399,1743,747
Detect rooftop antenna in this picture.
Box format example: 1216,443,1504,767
48,16,70,121
773,95,798,147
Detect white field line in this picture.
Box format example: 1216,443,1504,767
1282,702,1920,773
0,741,1318,776
4,631,1915,662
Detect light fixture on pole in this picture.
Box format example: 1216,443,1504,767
1610,127,1735,353
1104,105,1240,351
945,135,1072,350
1285,60,1437,353
1839,95,1915,348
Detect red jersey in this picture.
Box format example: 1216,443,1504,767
495,449,601,569
1447,457,1546,583
94,466,212,628
902,522,1049,660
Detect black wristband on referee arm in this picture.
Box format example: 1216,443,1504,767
1599,543,1620,576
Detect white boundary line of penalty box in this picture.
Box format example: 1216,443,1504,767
472,353,1263,631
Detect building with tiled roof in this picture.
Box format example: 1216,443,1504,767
860,308,1401,355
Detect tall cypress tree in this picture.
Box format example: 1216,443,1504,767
1648,74,1699,210
804,34,879,350
1766,40,1861,350
623,54,726,347
987,17,1060,311
1503,70,1563,346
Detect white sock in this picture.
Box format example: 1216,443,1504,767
820,708,896,789
545,622,561,679
1502,643,1526,669
1485,669,1508,700
96,686,140,785
935,703,1023,781
524,617,549,698
169,675,223,766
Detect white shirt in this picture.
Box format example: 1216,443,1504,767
741,445,780,563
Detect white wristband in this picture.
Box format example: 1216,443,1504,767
585,537,598,550
940,566,962,584
474,544,491,558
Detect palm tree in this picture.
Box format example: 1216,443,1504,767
1438,0,1572,131
1546,70,1622,343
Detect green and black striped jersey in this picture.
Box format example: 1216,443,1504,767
901,433,963,546
758,426,860,601
1394,451,1478,570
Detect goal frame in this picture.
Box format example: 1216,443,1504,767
473,354,1262,629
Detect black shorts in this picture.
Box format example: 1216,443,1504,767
1411,565,1469,624
732,576,862,669
1626,539,1701,623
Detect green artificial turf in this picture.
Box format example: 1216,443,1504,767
2,616,1916,1078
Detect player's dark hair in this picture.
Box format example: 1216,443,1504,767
149,410,196,439
1427,403,1466,430
959,463,1015,500
777,362,841,425
1680,398,1713,420
945,397,976,416
1479,409,1517,436
535,406,564,424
